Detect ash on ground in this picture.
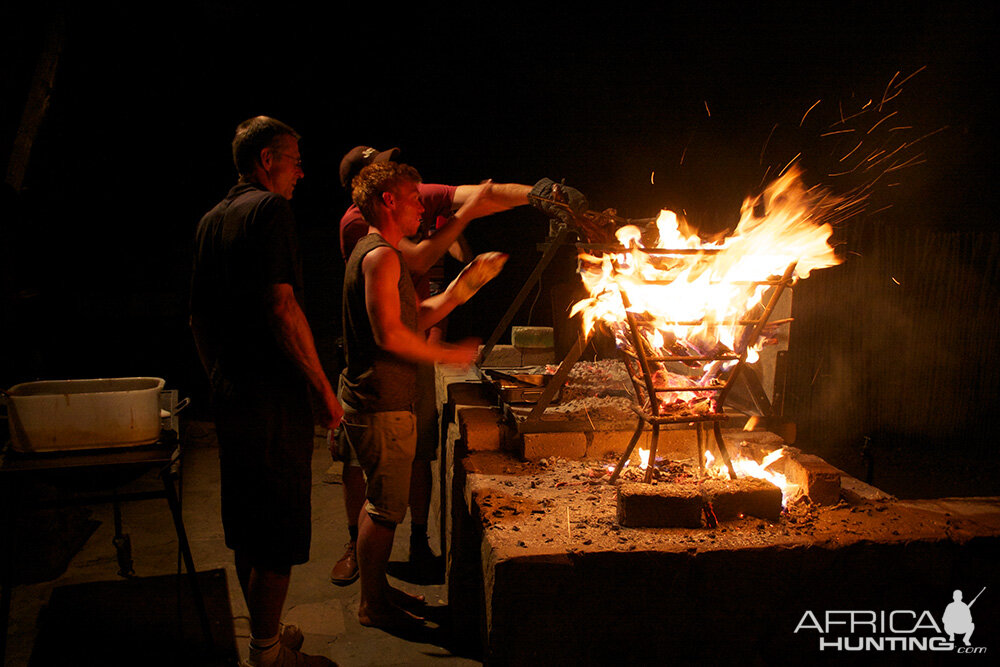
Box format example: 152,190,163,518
470,454,844,555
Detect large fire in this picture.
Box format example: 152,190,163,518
571,166,842,413
579,166,843,497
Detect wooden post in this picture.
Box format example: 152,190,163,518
5,15,66,192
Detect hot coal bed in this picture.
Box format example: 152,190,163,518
434,359,1000,664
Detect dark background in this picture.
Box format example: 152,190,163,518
2,2,997,498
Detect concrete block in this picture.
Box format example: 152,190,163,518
478,344,522,368
584,428,699,460
840,474,896,504
521,431,587,460
586,429,649,460
730,430,790,461
702,477,783,521
435,362,481,407
458,406,504,451
519,348,555,365
447,381,492,408
510,326,554,348
617,482,704,528
785,453,842,505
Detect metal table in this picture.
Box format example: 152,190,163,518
0,436,212,662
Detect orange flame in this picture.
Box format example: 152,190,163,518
704,448,802,506
572,166,842,412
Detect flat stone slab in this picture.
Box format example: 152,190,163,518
450,451,1000,664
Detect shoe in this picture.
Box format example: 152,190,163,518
279,623,304,651
329,541,358,585
242,643,336,667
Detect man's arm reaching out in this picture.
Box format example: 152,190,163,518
364,246,478,366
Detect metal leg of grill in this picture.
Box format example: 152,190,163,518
643,424,660,484
713,421,738,480
608,416,645,483
696,423,706,475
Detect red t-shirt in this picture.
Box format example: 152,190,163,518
339,183,458,299
339,183,457,260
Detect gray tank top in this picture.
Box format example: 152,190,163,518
339,233,418,412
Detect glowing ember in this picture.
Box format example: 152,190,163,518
571,166,842,414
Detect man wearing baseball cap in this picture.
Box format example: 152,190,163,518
331,146,545,586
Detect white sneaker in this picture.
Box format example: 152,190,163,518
243,643,336,667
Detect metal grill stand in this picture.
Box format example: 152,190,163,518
607,259,798,484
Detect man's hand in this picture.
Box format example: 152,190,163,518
447,251,509,304
315,384,344,430
440,338,481,367
529,177,589,225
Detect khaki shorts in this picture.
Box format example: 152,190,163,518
339,410,417,524
332,365,437,464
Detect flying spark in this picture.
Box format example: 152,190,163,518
800,99,822,126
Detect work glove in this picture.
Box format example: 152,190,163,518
448,252,509,304
529,177,589,225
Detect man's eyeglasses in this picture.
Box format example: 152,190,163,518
273,151,303,169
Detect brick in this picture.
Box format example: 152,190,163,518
617,482,704,528
730,430,791,462
447,381,492,408
519,348,555,365
702,478,783,521
435,363,481,406
478,344,522,367
840,475,896,504
510,326,554,348
585,428,698,460
458,407,504,451
521,431,587,460
784,453,842,505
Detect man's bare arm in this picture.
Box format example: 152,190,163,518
266,283,343,428
365,247,477,366
448,235,473,263
453,182,531,209
400,180,530,276
397,182,490,275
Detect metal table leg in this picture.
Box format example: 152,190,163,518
159,465,213,651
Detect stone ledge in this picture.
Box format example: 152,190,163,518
449,449,1000,664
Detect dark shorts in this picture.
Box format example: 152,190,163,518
212,373,314,570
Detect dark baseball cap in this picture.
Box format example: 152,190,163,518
339,145,400,189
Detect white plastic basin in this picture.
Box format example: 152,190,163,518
5,377,165,452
